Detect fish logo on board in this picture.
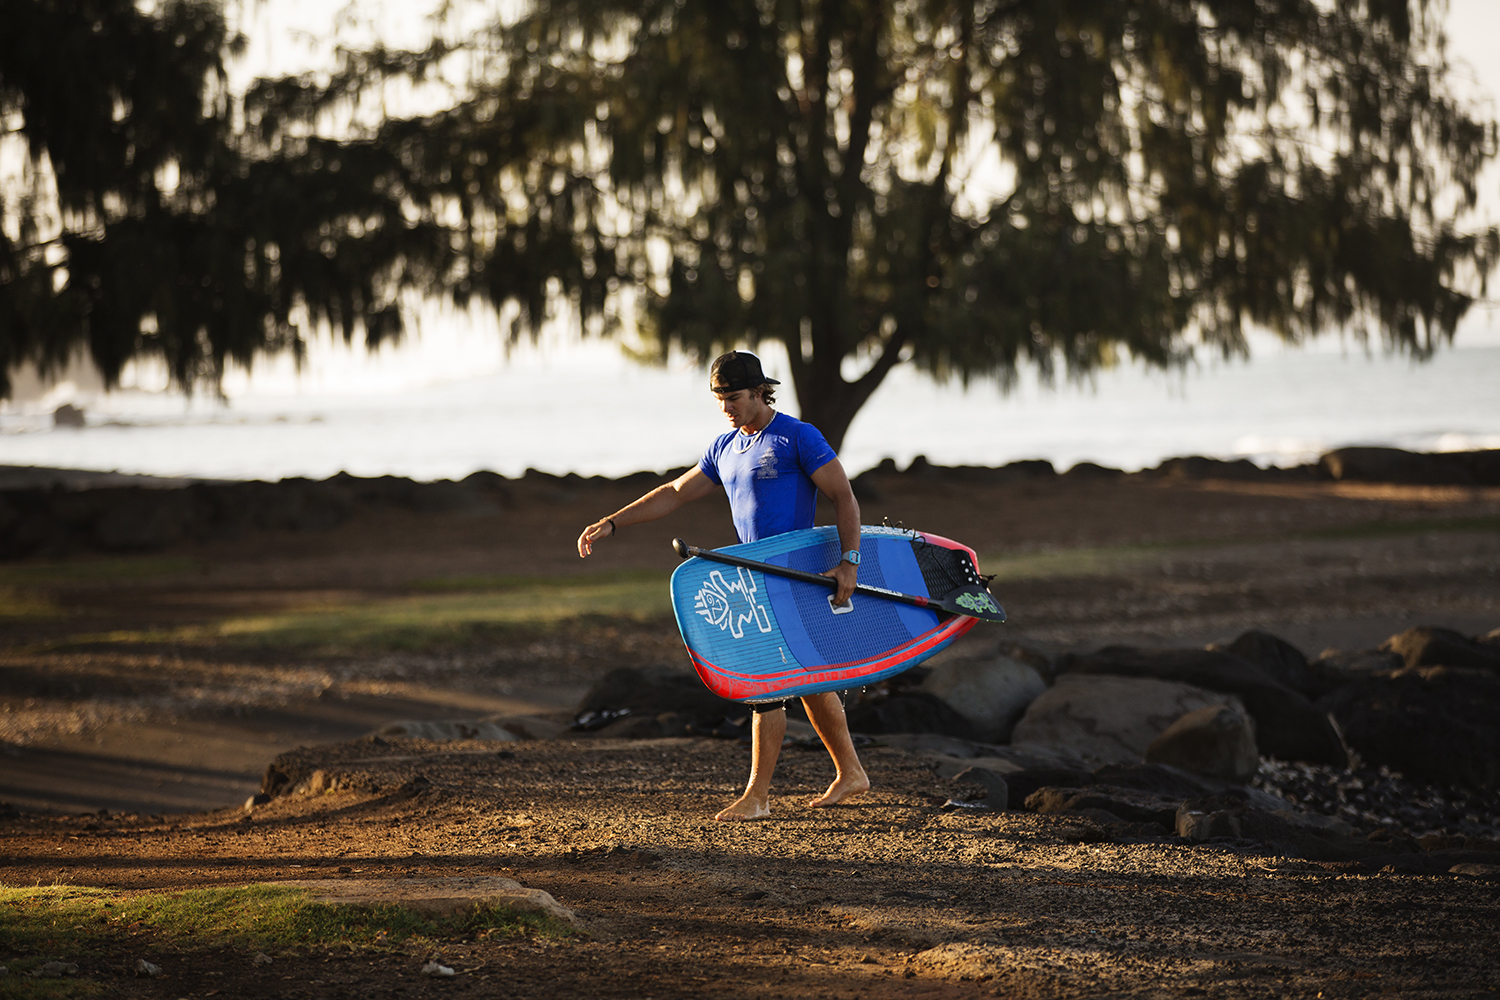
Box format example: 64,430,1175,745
954,590,1001,616
693,568,772,639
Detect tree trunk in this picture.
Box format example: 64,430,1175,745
795,384,861,455
792,360,895,454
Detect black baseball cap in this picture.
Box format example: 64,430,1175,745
709,351,781,393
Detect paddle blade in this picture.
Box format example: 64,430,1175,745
938,584,1007,623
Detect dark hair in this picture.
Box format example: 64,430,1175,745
712,380,776,406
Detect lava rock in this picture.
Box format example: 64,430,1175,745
1145,704,1259,784
1025,785,1183,830
1221,630,1317,696
1088,763,1223,799
1062,461,1125,479
846,691,978,739
1152,456,1268,480
1001,767,1095,805
53,403,86,428
1310,648,1405,694
1056,645,1347,765
575,667,745,733
1174,796,1394,861
1317,665,1500,789
920,653,1046,743
1380,626,1500,672
1318,446,1500,485
934,762,1009,809
1011,673,1246,765
1449,863,1500,882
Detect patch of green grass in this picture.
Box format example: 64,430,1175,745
0,557,205,588
978,545,1162,581
0,966,107,999
213,579,671,651
978,514,1500,581
0,585,64,619
0,558,204,629
410,568,664,592
0,883,571,995
1299,514,1500,541
35,576,675,654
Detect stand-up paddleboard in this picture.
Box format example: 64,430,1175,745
669,525,1004,704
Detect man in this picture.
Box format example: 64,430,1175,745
576,350,869,821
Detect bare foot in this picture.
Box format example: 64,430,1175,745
806,771,870,808
715,794,771,821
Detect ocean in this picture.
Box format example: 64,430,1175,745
3,317,1498,484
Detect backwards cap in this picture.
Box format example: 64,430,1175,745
709,351,781,392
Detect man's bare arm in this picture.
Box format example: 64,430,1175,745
810,458,861,604
577,466,720,558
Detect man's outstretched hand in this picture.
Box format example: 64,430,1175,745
576,518,614,558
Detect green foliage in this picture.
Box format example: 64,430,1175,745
3,1,1495,448
324,0,1496,447
0,0,454,395
0,883,570,984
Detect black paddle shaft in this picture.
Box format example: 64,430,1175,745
671,538,1006,623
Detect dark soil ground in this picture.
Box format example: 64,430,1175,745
2,469,1499,998
4,736,1500,999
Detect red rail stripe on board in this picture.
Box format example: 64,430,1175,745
689,616,978,702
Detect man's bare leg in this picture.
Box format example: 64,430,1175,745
715,708,785,821
801,692,870,807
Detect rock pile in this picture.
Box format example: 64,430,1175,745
5,445,1497,558
0,468,561,557
846,445,1500,492
569,620,1500,864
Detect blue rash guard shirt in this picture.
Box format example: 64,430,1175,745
698,411,837,543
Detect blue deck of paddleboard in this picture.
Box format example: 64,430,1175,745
670,525,973,702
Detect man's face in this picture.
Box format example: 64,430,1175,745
713,386,768,431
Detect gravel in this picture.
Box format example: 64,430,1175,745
1254,756,1500,842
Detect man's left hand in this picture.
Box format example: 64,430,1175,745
823,560,857,606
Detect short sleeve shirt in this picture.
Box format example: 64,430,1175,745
698,412,837,543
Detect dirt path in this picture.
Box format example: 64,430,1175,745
3,737,1498,998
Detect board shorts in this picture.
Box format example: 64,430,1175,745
745,690,848,714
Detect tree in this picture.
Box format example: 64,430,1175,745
0,0,454,396
4,1,1495,452
386,0,1496,448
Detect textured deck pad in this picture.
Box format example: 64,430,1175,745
670,525,982,703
